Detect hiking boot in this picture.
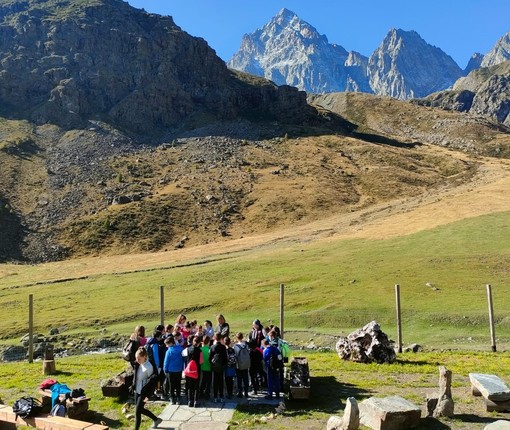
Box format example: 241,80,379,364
152,418,163,428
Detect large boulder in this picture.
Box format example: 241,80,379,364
335,321,396,364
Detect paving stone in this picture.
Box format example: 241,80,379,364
469,373,510,401
484,420,510,430
158,420,181,429
159,404,179,420
211,408,235,422
359,395,421,430
181,423,229,430
170,407,196,421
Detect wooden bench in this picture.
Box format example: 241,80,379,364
0,404,108,430
469,373,510,412
39,390,91,419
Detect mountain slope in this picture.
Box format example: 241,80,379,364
0,0,317,136
417,61,510,127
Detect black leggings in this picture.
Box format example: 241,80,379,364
167,371,182,399
212,370,224,398
134,392,158,430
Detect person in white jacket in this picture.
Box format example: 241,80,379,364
132,347,162,429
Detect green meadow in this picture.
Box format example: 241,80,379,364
1,210,510,350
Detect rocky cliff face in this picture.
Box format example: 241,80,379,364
481,32,510,67
368,29,463,99
415,61,510,127
228,8,371,94
0,0,315,136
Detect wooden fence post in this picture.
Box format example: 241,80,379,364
280,283,285,339
486,284,497,352
28,294,34,363
395,284,402,353
160,285,165,327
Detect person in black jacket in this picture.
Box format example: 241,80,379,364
209,333,227,402
185,336,202,407
131,347,162,429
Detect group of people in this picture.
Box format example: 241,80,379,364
126,314,289,429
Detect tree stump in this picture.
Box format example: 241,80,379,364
43,359,56,375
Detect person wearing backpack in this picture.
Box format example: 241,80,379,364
209,333,227,402
224,337,237,399
132,347,162,430
146,331,165,397
263,339,282,399
234,332,251,398
184,336,202,407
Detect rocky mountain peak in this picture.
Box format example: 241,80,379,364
464,53,484,74
228,9,372,94
368,28,463,99
481,31,510,67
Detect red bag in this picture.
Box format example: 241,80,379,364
183,359,198,379
39,378,57,389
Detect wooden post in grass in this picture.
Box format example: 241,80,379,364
160,285,165,327
280,283,285,339
486,284,497,352
395,284,402,353
28,294,34,363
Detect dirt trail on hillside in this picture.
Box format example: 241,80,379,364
2,146,510,283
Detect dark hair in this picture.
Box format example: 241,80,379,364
155,324,165,332
193,337,201,347
224,336,231,346
203,335,211,346
153,330,162,338
165,336,175,345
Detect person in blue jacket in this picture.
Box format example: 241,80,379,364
163,336,184,404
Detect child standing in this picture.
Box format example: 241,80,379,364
163,336,184,405
263,340,282,399
199,335,212,400
224,337,237,399
248,340,265,395
209,334,227,402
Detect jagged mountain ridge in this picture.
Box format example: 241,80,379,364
0,0,321,137
481,31,510,67
228,8,371,94
229,9,463,100
368,29,463,99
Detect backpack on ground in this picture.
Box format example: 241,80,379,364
12,396,42,419
269,346,283,372
50,403,66,417
122,338,139,362
236,344,251,370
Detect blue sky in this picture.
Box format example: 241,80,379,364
125,1,509,68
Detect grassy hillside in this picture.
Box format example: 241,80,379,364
2,209,510,350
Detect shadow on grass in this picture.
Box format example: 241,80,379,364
285,375,373,416
415,417,451,429
88,411,122,428
394,358,442,367
454,414,508,425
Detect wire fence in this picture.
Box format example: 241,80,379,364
1,284,506,362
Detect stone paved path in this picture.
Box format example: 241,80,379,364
156,394,282,430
